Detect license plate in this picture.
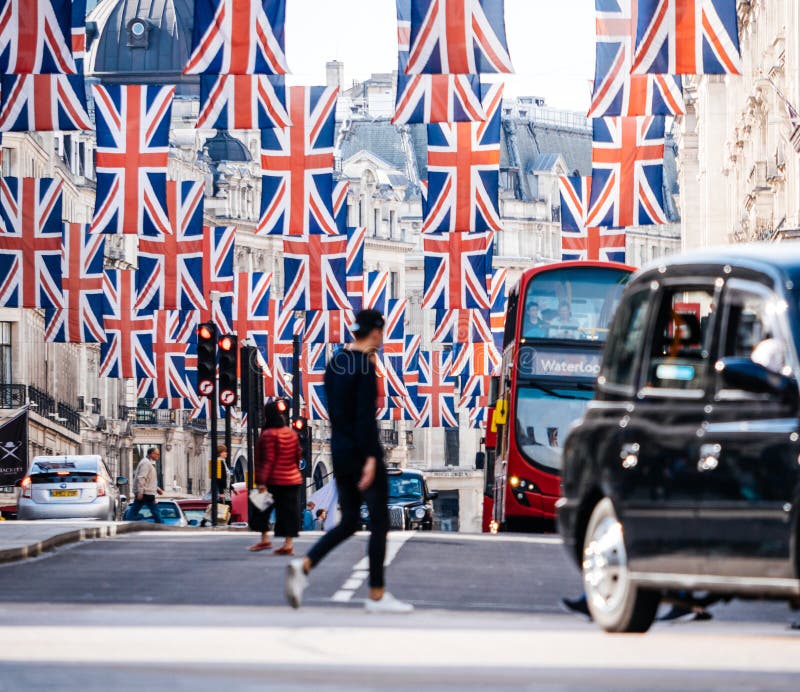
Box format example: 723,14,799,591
50,490,78,498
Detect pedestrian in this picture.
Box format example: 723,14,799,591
129,448,164,524
285,309,413,613
215,444,231,502
314,508,327,531
302,501,316,531
250,400,303,555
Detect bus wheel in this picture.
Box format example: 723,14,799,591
582,498,659,633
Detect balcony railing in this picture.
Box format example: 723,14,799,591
119,405,209,432
0,384,26,409
1,385,80,434
28,385,55,417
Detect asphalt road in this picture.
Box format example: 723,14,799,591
0,530,797,691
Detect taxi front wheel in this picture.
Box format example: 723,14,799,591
582,498,659,633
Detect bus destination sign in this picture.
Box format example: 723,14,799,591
517,346,602,379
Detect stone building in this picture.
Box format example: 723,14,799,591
676,0,800,249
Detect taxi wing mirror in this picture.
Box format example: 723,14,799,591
716,357,799,406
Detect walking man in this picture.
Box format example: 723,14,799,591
129,448,164,523
285,309,413,613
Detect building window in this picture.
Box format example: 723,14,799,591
444,424,460,466
373,208,380,237
390,271,398,299
0,323,11,385
389,209,396,238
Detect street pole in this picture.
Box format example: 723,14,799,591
224,404,232,492
291,333,301,423
210,392,218,527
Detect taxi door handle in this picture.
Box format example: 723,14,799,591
620,443,640,469
698,443,721,472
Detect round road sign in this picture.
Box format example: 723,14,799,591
199,380,213,396
220,390,235,406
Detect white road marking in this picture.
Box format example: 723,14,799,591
330,531,415,602
0,622,798,672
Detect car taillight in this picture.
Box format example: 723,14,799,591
95,475,106,497
20,476,31,498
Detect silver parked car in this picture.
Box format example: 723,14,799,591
17,455,127,521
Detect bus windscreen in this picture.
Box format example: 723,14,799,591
521,267,629,342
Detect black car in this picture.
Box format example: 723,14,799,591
361,468,437,531
558,245,800,633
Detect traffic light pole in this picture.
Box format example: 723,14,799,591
210,394,218,527
224,405,232,489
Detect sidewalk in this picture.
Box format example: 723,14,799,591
0,520,171,564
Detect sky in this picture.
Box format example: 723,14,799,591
285,0,596,113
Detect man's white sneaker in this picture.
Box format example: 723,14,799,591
364,592,414,614
285,559,308,609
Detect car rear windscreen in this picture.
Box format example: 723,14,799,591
31,472,97,484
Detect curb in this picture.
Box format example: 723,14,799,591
0,522,178,566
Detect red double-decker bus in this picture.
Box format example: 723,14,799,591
483,261,634,532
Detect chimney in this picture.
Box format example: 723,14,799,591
326,60,344,90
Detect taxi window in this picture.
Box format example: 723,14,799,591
644,287,716,393
599,288,651,392
717,281,793,394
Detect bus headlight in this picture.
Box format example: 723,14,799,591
509,476,520,488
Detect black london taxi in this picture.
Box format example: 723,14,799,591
557,245,800,632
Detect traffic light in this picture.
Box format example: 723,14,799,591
293,417,312,478
196,322,217,398
218,334,238,407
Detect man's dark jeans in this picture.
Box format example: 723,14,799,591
129,494,163,524
307,465,389,588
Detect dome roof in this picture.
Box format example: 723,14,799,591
204,131,252,163
88,0,197,93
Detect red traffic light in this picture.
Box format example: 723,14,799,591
219,335,234,351
198,325,214,340
276,399,288,413
292,418,305,431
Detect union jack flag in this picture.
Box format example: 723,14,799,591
560,175,626,261
377,397,411,422
333,179,350,233
562,226,627,263
196,74,290,129
559,175,591,233
44,223,105,343
135,181,206,312
258,86,338,236
586,116,667,229
199,225,236,330
383,298,407,351
458,374,491,410
0,177,62,309
402,334,422,422
467,406,488,428
138,310,195,400
433,308,491,343
394,0,484,124
303,309,354,344
0,0,76,74
346,225,367,311
71,0,85,73
282,235,350,311
423,83,503,233
264,297,295,398
632,0,741,75
589,0,684,118
364,271,390,314
91,84,174,235
100,270,155,379
450,342,500,377
184,0,288,75
377,352,408,400
301,343,328,421
232,272,272,353
415,350,457,429
406,0,513,75
422,231,493,310
489,267,506,350
0,74,91,131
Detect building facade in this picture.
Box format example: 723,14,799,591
676,0,800,249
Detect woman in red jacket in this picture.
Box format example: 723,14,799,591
251,400,303,555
